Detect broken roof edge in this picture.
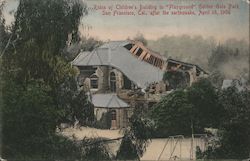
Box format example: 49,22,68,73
73,41,207,73
72,46,164,89
99,40,165,60
129,40,164,59
97,41,208,74
72,52,207,85
167,58,208,74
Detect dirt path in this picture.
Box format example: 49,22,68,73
60,127,203,160
60,126,124,140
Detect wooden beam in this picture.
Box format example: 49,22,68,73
133,47,140,55
130,45,137,53
145,53,151,60
139,51,147,60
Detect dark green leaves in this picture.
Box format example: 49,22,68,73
1,0,91,159
151,78,250,159
151,79,223,137
117,106,154,160
151,90,193,137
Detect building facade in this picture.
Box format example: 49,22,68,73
72,40,208,129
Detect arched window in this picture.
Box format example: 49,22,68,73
110,72,116,92
90,74,98,89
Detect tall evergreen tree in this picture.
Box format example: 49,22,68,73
1,0,94,159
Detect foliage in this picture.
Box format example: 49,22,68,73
116,135,138,160
0,1,4,154
151,79,224,137
2,0,86,86
208,45,239,70
213,87,250,159
64,37,103,61
0,0,4,29
208,70,225,89
1,79,93,160
1,0,94,159
14,0,85,51
151,90,193,137
94,111,112,129
187,79,224,131
196,146,204,159
80,37,103,52
56,76,94,125
2,134,83,160
81,138,112,161
197,87,250,159
116,106,154,160
0,0,7,55
208,44,248,80
2,80,58,158
196,146,220,160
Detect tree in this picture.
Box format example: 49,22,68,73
1,0,93,159
2,80,59,158
56,76,94,125
151,79,224,137
2,0,86,86
0,0,7,55
116,134,138,160
151,90,193,137
187,79,224,131
207,44,248,80
188,85,250,159
64,37,103,61
208,70,225,88
214,87,250,159
81,138,112,161
0,0,4,31
116,106,154,160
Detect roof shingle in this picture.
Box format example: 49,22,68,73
91,94,129,108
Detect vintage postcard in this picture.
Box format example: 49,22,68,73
0,0,249,160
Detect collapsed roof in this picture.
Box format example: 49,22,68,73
72,40,208,88
72,40,164,89
166,58,208,75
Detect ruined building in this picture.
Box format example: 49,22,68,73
72,40,208,129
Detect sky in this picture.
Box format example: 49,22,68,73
2,0,250,42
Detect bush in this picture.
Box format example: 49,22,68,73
94,111,112,129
